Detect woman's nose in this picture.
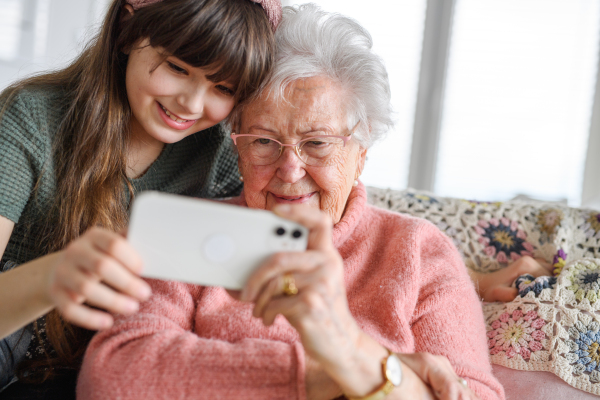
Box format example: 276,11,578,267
276,146,306,183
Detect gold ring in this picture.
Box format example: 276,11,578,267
458,378,468,388
282,273,298,296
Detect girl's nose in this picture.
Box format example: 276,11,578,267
178,83,207,116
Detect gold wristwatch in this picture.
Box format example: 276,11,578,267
346,348,402,400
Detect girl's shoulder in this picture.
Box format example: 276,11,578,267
0,85,69,144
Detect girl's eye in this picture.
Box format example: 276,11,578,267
167,61,187,75
216,85,235,96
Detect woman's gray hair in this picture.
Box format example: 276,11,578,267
226,3,394,148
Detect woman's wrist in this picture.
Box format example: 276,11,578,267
324,330,389,398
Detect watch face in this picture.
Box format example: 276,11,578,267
386,354,403,386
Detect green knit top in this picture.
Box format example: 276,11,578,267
0,86,242,266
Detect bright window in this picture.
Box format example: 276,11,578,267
435,0,600,204
0,0,24,61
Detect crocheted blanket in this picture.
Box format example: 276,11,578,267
366,186,600,395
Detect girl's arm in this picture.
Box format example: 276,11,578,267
0,215,56,339
0,217,152,340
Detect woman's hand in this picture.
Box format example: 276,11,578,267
398,353,480,400
469,256,552,302
241,204,357,364
240,204,379,393
239,205,394,397
47,227,151,330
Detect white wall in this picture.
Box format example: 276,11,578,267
0,0,110,90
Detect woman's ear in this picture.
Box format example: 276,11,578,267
355,147,367,180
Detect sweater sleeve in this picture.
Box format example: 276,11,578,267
77,279,307,400
410,222,505,400
0,91,43,223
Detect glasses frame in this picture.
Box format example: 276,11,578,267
230,121,360,166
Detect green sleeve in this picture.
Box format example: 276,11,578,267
0,91,47,223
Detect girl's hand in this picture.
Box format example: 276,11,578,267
47,227,151,330
470,256,552,302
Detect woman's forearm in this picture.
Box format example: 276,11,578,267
325,332,434,400
0,253,57,339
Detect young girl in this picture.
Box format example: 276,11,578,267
0,0,280,394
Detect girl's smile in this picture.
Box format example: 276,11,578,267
126,39,236,146
157,102,197,130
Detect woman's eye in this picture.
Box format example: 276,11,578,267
306,140,328,147
257,138,272,145
167,61,187,74
216,85,235,96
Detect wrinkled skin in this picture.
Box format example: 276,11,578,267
237,76,367,224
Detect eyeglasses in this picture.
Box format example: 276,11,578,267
230,121,359,167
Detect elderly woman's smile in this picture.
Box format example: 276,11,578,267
237,76,367,224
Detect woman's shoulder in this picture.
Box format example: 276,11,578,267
363,204,464,271
364,204,445,238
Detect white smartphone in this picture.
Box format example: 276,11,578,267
128,191,308,289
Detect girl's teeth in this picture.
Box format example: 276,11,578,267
161,105,189,123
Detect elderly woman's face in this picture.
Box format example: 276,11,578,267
237,76,367,224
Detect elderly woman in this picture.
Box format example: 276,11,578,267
77,5,504,400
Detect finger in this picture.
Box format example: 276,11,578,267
87,227,144,275
53,289,114,331
226,289,242,301
487,286,518,302
535,257,553,272
253,276,283,319
241,250,329,302
399,353,463,400
259,289,314,326
59,268,140,315
69,241,151,301
273,205,333,250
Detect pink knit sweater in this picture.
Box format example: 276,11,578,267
77,184,505,399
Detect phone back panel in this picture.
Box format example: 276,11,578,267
128,192,308,289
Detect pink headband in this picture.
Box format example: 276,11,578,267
127,0,282,31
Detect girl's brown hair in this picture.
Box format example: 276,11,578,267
0,0,274,381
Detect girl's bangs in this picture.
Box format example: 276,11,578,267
135,0,273,101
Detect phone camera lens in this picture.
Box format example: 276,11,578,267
276,227,286,236
292,229,302,239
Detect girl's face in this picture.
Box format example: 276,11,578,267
126,39,237,145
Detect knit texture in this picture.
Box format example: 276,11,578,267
0,86,242,268
77,183,504,400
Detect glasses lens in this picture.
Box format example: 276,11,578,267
237,136,281,166
299,136,345,166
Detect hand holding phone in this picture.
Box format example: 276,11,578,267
128,192,308,289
